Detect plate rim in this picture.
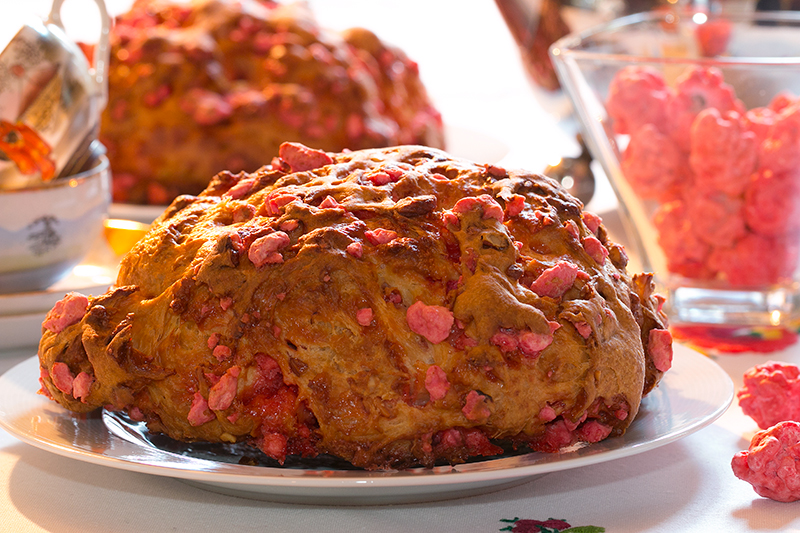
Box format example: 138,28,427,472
0,344,733,492
0,264,117,317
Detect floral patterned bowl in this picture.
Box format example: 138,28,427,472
0,153,110,294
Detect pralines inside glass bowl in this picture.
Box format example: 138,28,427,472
550,9,800,351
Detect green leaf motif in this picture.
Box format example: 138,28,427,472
561,527,606,533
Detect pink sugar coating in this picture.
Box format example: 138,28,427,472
708,233,798,287
648,329,673,373
462,390,491,421
744,168,800,238
738,361,800,429
356,307,373,326
761,106,800,175
278,142,332,172
425,365,450,402
529,260,579,299
621,124,687,202
406,300,454,344
689,108,758,197
653,203,713,280
43,293,89,334
732,421,800,502
607,65,800,288
665,66,744,152
606,65,670,135
207,366,241,411
187,392,215,426
685,189,746,248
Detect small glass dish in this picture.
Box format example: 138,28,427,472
550,9,800,351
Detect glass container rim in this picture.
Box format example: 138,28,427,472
550,9,800,67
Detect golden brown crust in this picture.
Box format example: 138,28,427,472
38,144,670,469
101,0,444,204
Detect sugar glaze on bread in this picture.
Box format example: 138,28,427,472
38,143,671,470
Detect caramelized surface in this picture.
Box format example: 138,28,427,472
39,145,669,469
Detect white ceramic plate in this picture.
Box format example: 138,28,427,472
0,261,117,351
108,203,165,224
0,313,52,352
109,124,511,224
0,344,732,505
0,263,116,318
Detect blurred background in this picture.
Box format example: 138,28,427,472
4,0,793,210
2,0,800,347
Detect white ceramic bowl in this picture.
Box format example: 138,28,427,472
0,155,111,294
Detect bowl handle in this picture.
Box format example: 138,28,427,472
47,0,111,109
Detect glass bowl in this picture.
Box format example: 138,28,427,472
0,154,110,294
550,9,800,351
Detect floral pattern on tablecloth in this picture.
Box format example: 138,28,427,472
499,517,605,532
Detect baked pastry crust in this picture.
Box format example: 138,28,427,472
101,0,444,204
39,144,670,469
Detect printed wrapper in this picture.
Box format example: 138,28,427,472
0,20,101,191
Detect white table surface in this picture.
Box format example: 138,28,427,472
2,1,799,531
